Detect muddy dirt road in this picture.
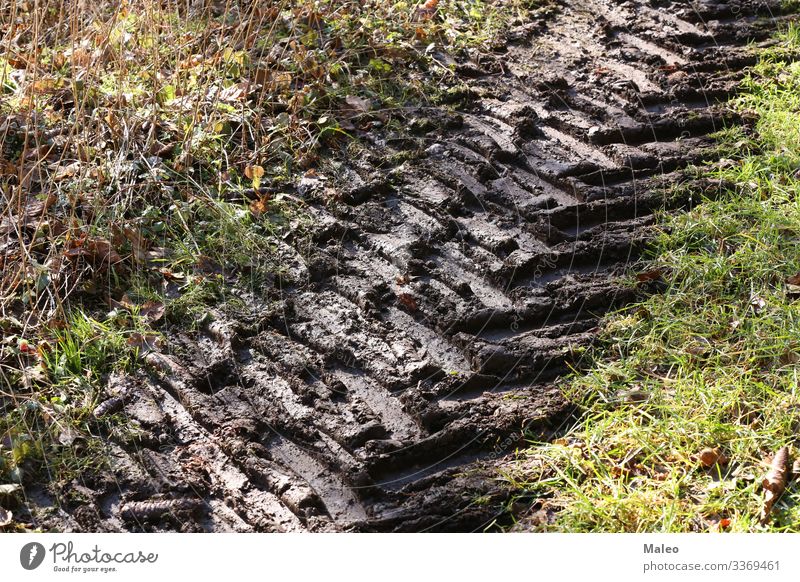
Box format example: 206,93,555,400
34,0,797,532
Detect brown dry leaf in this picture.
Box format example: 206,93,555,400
64,237,123,268
345,95,372,113
121,226,149,264
218,81,249,102
760,446,790,524
787,273,800,286
140,301,165,323
245,164,265,188
0,483,22,499
636,269,663,283
249,196,270,218
52,161,81,181
697,447,728,468
127,333,162,356
397,292,418,312
0,194,56,235
750,295,767,313
416,0,440,19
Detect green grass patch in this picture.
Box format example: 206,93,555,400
1,309,140,494
504,26,800,533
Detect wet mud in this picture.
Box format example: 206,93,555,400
30,0,799,532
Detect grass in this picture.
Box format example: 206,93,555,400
0,0,551,515
503,26,800,533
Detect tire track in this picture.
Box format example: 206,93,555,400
54,0,798,532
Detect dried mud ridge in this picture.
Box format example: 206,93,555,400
39,1,797,532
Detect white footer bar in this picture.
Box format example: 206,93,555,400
1,533,797,581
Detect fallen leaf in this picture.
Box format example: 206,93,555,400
140,301,165,323
218,81,248,102
345,95,372,113
750,295,766,313
760,446,790,524
397,292,418,312
127,333,162,356
58,427,77,446
697,447,728,468
416,0,439,19
636,269,663,283
249,196,270,218
245,164,264,189
786,284,800,299
244,165,264,180
0,484,22,498
64,237,123,268
121,227,150,264
52,161,81,181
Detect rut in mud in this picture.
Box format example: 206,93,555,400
32,0,798,532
